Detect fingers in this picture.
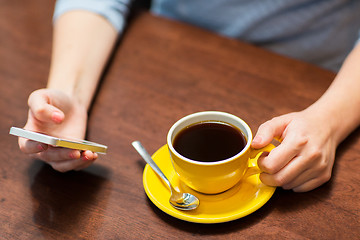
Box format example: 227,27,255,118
258,140,333,192
257,131,307,174
29,147,98,172
18,138,48,154
292,175,331,192
259,155,309,188
261,168,330,192
74,151,98,171
37,147,81,162
258,133,315,189
282,163,332,192
251,115,293,149
28,90,65,124
20,89,95,172
252,112,335,192
19,137,98,172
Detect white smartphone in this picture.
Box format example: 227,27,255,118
9,127,107,154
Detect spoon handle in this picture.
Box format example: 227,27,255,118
132,141,171,187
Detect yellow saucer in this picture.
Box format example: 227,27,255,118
143,145,276,224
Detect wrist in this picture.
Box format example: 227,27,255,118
305,98,355,146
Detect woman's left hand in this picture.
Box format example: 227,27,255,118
251,110,338,192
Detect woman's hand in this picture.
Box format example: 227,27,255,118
18,89,98,172
251,109,338,192
251,44,360,192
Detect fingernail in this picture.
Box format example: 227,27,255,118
252,136,262,144
82,155,90,161
69,151,79,159
51,112,63,124
37,144,46,151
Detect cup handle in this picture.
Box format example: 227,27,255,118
243,144,275,178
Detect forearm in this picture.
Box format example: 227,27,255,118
307,43,360,144
47,10,118,110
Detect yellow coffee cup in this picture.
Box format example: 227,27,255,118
167,111,274,194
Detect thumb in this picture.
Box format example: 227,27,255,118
28,89,65,124
251,115,292,149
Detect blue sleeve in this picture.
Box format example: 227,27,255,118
53,0,132,33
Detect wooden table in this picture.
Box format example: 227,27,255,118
1,1,359,239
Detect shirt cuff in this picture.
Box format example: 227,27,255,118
53,0,131,33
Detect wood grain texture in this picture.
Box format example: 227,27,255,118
1,1,359,239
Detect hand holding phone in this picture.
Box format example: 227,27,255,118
10,127,107,154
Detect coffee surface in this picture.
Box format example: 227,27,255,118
173,121,246,162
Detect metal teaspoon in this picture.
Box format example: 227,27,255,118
132,141,199,211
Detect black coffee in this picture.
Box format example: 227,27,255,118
173,121,247,162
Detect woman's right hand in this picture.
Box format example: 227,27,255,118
18,89,98,172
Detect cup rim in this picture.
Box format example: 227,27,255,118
167,111,253,166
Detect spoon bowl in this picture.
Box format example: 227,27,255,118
132,141,199,211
